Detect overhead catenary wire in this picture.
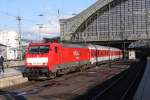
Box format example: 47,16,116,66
0,10,39,24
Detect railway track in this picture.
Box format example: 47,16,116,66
73,60,146,100
0,60,134,100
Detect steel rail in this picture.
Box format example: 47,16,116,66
92,61,143,100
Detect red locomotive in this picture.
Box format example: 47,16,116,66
23,42,123,80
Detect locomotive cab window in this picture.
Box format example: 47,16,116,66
28,45,50,53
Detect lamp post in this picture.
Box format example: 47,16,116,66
36,14,45,41
36,24,43,41
16,16,22,60
38,14,44,17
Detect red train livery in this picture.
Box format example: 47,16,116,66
23,42,123,80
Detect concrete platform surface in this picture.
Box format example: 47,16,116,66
0,67,24,78
4,60,25,68
0,67,27,88
133,60,150,100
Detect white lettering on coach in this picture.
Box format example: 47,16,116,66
73,51,80,59
73,51,80,57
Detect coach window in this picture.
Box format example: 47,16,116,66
55,47,58,53
100,51,102,56
92,51,94,57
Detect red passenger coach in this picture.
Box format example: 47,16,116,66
23,42,123,80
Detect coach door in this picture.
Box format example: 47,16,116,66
54,45,61,65
88,45,97,64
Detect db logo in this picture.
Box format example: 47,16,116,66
73,51,80,57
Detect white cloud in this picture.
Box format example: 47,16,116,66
23,17,59,34
22,15,74,40
22,15,62,40
0,14,74,41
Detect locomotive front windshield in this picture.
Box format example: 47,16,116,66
28,46,50,53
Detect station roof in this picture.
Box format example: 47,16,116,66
129,40,150,48
60,0,113,39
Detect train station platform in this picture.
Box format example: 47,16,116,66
0,67,28,88
133,59,150,100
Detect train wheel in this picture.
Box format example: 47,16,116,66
79,66,84,72
80,65,87,72
50,72,57,79
28,76,33,81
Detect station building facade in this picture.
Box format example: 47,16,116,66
60,0,150,42
0,31,19,60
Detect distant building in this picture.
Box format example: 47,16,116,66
0,44,7,59
0,30,19,60
21,39,33,59
21,39,32,47
21,39,33,52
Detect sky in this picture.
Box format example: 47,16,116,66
0,0,96,40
